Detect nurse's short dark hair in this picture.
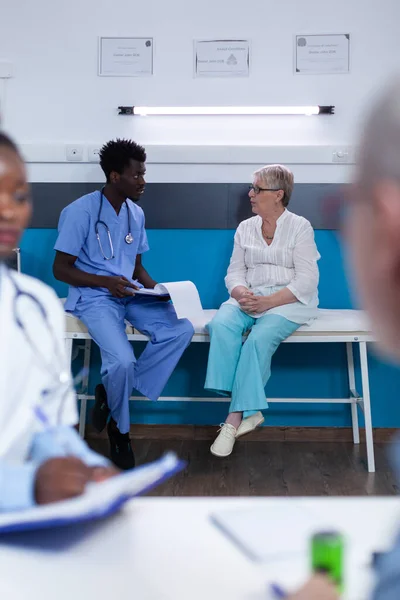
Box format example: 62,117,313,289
100,138,147,181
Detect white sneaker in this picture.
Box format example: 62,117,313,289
236,411,264,439
210,423,237,457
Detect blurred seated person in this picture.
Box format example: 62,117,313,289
290,78,400,600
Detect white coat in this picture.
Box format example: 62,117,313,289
0,265,107,511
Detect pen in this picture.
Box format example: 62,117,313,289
270,583,288,598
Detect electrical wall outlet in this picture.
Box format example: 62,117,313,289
66,145,84,162
332,147,350,163
88,145,101,162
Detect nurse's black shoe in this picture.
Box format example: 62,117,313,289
92,384,110,433
107,419,136,471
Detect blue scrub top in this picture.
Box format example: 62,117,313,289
54,190,149,311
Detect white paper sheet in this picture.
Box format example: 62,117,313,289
135,281,204,323
211,504,330,562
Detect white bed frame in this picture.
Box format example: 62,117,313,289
64,324,375,472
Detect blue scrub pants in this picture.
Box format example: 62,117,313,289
74,295,194,433
204,304,299,416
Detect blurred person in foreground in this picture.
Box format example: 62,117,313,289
287,79,400,599
0,131,117,511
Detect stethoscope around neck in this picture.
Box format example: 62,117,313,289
5,267,74,426
95,187,134,260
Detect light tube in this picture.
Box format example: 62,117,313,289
118,105,335,116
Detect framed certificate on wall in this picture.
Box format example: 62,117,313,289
98,37,153,77
194,39,250,78
295,34,350,74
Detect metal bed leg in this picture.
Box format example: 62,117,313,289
78,340,92,439
65,337,73,366
65,336,87,438
346,342,360,444
360,341,375,473
78,399,87,439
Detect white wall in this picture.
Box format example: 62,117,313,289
0,0,399,182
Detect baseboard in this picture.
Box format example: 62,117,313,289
85,424,397,443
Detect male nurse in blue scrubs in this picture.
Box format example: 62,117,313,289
53,139,194,470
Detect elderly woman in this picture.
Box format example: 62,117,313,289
205,164,320,457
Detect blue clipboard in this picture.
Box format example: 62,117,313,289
0,453,185,534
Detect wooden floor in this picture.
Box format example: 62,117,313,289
87,437,398,497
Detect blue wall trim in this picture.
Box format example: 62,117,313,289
20,228,400,428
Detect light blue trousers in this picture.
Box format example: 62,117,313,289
74,295,194,434
205,304,299,416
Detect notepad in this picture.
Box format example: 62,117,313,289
134,281,204,322
134,286,170,296
211,504,326,563
0,453,184,534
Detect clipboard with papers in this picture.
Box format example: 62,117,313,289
132,281,204,322
0,453,184,534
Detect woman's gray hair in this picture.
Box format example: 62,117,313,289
253,164,294,207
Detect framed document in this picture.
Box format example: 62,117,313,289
194,39,250,78
295,34,350,74
99,37,153,77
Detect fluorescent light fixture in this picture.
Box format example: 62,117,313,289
118,105,334,116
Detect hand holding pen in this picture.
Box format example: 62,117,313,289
33,368,118,505
270,575,339,599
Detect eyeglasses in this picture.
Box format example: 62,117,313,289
249,185,281,195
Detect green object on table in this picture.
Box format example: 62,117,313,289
311,531,344,593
